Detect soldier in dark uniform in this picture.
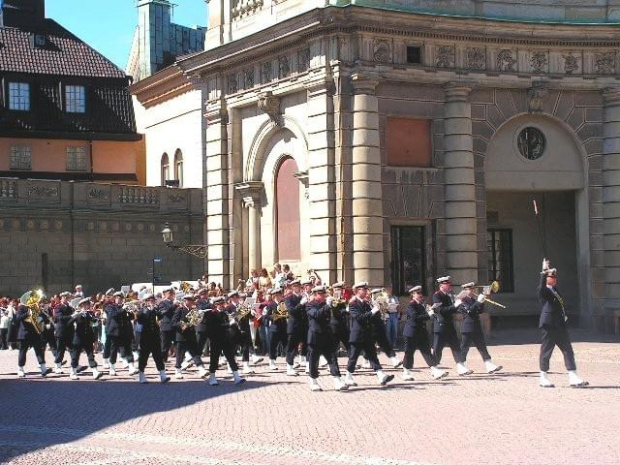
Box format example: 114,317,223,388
306,285,348,391
284,280,307,376
328,282,349,360
104,292,137,376
457,282,502,374
538,259,588,388
203,297,245,386
171,294,208,379
370,288,402,368
53,291,75,374
15,303,50,378
431,276,473,376
136,294,170,384
265,288,288,371
69,298,103,380
345,282,394,387
401,286,448,381
195,288,211,358
231,293,261,374
101,288,116,369
156,287,177,363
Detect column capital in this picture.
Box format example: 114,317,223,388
234,181,264,208
205,99,228,124
603,86,620,106
350,74,379,95
444,82,472,102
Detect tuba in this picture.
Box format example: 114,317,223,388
273,301,288,322
373,288,390,320
181,307,203,331
20,290,45,334
233,302,252,323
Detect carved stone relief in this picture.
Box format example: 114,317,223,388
244,68,254,89
228,74,238,94
278,56,290,78
258,91,281,125
465,47,486,70
436,45,455,68
262,61,273,82
497,50,517,72
297,48,311,72
595,52,616,75
530,51,548,73
373,39,391,63
563,53,579,75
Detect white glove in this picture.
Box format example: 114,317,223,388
326,297,334,307
454,299,462,308
431,303,442,310
229,318,236,326
542,258,550,272
300,297,308,306
477,294,486,303
81,311,88,317
371,306,380,315
427,308,435,316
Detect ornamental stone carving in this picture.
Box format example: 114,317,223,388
258,91,281,125
373,39,391,63
244,68,254,89
465,47,486,70
497,50,517,72
228,74,238,94
595,52,616,75
563,53,579,75
262,61,273,82
297,48,311,72
527,86,548,113
436,45,455,68
530,51,548,73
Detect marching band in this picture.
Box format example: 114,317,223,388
7,257,589,390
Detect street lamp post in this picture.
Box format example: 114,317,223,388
161,222,208,259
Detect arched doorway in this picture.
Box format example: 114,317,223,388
484,114,588,323
275,156,301,263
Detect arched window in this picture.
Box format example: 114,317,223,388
275,156,301,261
161,153,170,186
174,149,183,187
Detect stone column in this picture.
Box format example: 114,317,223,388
602,87,620,313
205,99,230,285
443,83,478,284
235,182,264,273
350,76,384,287
305,72,337,285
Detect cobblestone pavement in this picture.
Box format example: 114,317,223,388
0,330,618,465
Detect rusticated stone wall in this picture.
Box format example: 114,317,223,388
0,179,204,296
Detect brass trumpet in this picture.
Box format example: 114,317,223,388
476,281,506,309
272,301,289,322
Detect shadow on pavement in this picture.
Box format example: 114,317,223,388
0,375,280,463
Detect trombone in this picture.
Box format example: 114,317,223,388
475,281,507,309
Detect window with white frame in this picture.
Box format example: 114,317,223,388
8,82,30,111
66,146,88,171
10,145,32,170
65,85,86,113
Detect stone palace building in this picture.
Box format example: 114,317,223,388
131,0,620,330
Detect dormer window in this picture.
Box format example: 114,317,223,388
8,82,30,111
29,33,47,48
65,85,86,113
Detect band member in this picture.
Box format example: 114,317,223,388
266,287,288,371
306,285,348,391
15,303,50,377
431,276,472,376
171,294,208,379
53,291,75,374
402,286,448,381
69,298,103,380
203,297,245,385
538,259,588,388
136,294,170,384
370,288,402,368
231,293,261,374
457,283,502,374
104,292,137,376
195,288,211,358
328,282,349,359
157,286,177,363
345,282,395,387
284,280,308,376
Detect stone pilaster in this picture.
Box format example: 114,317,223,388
602,87,620,310
443,83,478,285
305,72,337,285
205,99,230,284
349,75,384,287
234,181,264,274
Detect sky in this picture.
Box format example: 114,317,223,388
46,0,208,71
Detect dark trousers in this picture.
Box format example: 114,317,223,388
285,329,307,365
71,342,97,369
433,328,463,364
42,330,58,359
209,337,239,373
160,330,174,362
539,325,577,372
175,338,203,369
374,325,396,357
196,331,209,357
18,339,45,367
347,341,382,373
269,329,287,360
236,329,253,362
330,325,349,357
403,332,437,369
108,335,134,364
139,337,165,372
308,340,340,379
133,330,142,352
461,330,491,362
54,336,73,364
0,328,8,349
